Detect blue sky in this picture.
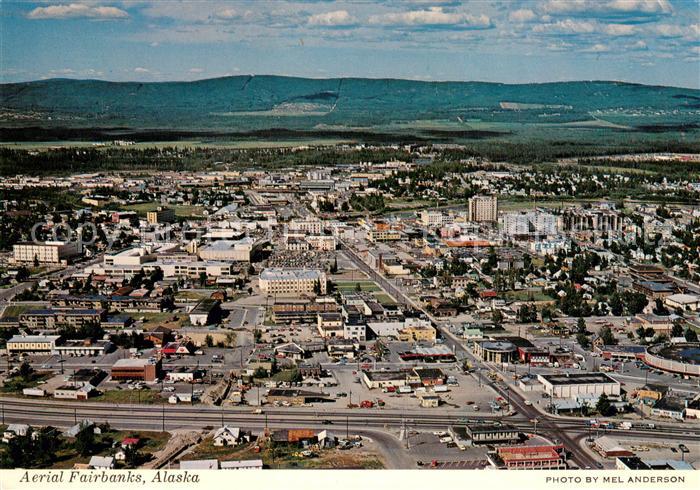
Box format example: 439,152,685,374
1,1,699,87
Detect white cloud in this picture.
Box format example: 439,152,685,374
27,3,129,20
630,40,648,50
134,67,150,73
49,68,77,75
603,24,637,36
543,0,672,15
533,19,596,34
308,10,356,27
188,68,204,73
582,43,610,53
369,7,491,29
215,8,237,20
606,0,672,14
546,41,574,51
650,24,687,37
509,9,537,23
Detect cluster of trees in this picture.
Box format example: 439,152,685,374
516,304,538,323
0,427,62,468
348,193,385,212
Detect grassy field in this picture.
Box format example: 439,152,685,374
175,290,210,301
89,389,165,405
137,312,190,330
334,280,381,292
504,289,553,302
183,439,383,469
0,305,30,319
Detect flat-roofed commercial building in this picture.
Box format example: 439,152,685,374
665,293,700,312
288,219,324,235
156,260,234,279
450,422,520,445
361,370,408,390
198,238,261,262
13,241,80,265
271,299,338,324
6,334,61,355
317,312,344,338
468,195,498,223
56,339,113,356
537,373,620,399
259,268,327,297
104,246,156,266
111,358,162,382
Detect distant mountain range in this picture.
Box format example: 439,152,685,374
1,75,699,142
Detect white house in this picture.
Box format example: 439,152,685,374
213,426,245,447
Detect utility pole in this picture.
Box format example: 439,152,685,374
162,403,165,432
74,407,77,425
346,415,349,440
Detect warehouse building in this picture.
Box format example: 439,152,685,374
537,373,621,399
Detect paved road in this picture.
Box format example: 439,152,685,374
0,281,35,302
335,239,700,469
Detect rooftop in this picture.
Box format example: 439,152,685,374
539,373,619,386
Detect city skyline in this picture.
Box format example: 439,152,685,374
1,0,699,88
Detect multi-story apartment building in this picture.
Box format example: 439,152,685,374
19,308,106,330
468,195,498,222
146,206,175,224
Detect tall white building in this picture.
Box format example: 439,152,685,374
13,241,80,265
499,212,558,238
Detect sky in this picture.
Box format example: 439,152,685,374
1,0,699,88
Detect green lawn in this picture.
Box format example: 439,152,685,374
373,293,397,305
334,280,381,292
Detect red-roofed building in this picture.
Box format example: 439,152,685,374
489,444,567,470
121,437,140,448
480,290,498,299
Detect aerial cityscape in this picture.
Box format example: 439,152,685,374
0,0,699,483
